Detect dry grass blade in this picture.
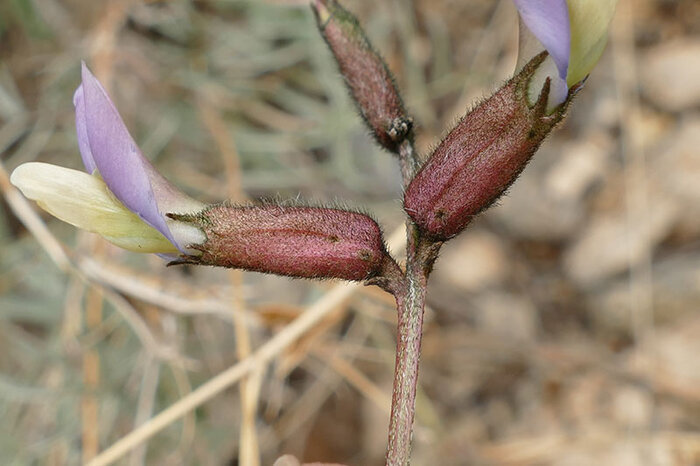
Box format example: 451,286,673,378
76,257,255,320
314,349,391,414
86,281,361,466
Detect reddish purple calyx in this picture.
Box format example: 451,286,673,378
404,52,572,240
173,205,389,281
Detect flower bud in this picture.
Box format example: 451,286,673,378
403,52,573,240
312,0,412,153
172,205,390,281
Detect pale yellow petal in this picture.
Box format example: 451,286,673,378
11,162,178,253
566,0,618,86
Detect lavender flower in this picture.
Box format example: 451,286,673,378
12,63,205,254
514,0,618,110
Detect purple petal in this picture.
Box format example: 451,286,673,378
513,0,571,81
73,85,96,174
79,63,182,251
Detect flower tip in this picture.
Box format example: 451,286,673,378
9,163,32,193
8,163,53,200
80,61,98,89
80,62,110,103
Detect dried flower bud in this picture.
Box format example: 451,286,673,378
404,52,575,240
171,205,389,281
312,0,412,152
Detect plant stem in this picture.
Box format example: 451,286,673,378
385,140,438,465
385,233,428,465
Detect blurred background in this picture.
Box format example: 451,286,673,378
1,0,699,464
